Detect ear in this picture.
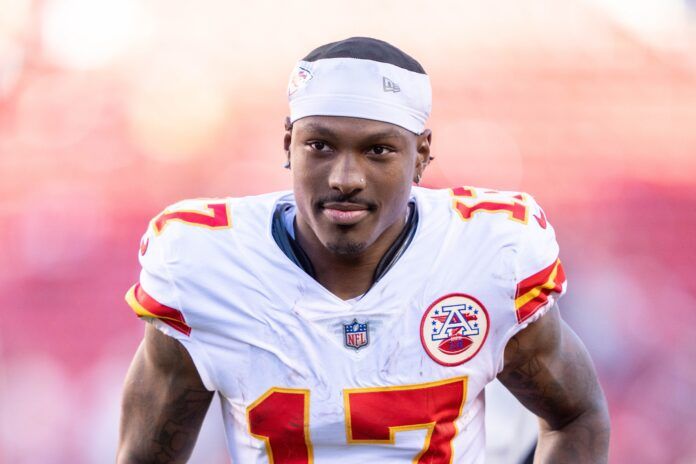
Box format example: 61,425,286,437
283,116,292,168
414,129,432,183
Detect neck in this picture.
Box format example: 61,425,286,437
294,212,409,300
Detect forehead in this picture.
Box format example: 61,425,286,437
293,116,415,141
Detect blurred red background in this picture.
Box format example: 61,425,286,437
1,1,695,462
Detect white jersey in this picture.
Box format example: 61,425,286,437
125,186,566,464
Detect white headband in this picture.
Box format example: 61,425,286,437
288,57,431,134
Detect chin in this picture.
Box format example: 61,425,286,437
326,239,368,256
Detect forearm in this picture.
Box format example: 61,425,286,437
535,405,610,464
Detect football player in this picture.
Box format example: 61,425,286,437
118,37,610,463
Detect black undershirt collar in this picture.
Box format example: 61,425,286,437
271,201,419,288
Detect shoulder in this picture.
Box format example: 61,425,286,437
145,191,290,244
414,184,549,239
415,184,564,297
444,186,564,297
149,197,233,238
136,191,291,276
129,191,292,335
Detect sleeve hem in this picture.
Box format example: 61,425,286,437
494,298,560,375
148,319,217,391
125,283,192,336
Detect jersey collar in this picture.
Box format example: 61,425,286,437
271,200,419,288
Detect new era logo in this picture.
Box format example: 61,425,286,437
382,76,401,92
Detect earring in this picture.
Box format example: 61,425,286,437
414,173,421,184
283,160,291,169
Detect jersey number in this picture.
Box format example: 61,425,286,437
451,186,528,223
152,202,231,234
247,377,467,464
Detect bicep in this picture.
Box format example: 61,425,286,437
497,305,605,430
118,324,214,464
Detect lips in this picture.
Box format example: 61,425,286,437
321,202,371,226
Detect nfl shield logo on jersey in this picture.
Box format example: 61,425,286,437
343,319,369,350
420,293,490,366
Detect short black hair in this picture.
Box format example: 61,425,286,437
302,37,426,74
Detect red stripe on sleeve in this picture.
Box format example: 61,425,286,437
134,283,192,336
515,260,566,323
516,259,559,298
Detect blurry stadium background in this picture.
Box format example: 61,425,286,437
1,0,695,462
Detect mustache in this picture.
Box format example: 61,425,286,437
316,193,376,209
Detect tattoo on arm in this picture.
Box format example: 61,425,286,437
119,325,214,464
148,387,213,463
498,306,610,463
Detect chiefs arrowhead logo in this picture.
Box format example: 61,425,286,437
288,65,313,96
533,209,547,229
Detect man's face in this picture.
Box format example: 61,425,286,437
286,116,431,256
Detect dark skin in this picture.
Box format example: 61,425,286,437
118,325,214,464
118,116,610,463
285,116,432,299
499,306,610,463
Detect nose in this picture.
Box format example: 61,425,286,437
327,152,366,196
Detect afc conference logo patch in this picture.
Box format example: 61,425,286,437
343,319,369,351
420,293,490,366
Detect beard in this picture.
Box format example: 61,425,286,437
326,238,368,256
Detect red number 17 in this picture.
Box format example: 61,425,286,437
451,186,528,224
247,377,468,464
151,201,231,235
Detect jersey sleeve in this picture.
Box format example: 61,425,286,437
124,205,219,391
492,194,568,373
512,195,567,326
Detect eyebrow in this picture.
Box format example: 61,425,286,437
301,123,339,138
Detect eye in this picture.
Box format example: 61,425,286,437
307,141,331,152
367,145,395,156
